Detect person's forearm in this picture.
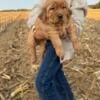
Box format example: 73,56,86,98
70,0,88,34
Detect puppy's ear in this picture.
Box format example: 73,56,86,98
67,9,72,19
39,8,47,23
65,1,72,19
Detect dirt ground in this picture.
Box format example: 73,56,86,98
0,13,100,100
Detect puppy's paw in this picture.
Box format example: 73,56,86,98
76,49,81,56
60,32,66,39
56,49,64,60
31,56,37,64
73,41,80,49
31,64,39,72
74,43,81,56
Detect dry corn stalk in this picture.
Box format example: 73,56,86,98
0,93,5,100
10,82,29,98
84,78,96,100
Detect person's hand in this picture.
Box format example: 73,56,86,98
32,18,48,40
33,28,48,40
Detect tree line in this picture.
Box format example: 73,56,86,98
0,9,31,12
89,2,100,9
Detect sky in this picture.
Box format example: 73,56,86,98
0,0,99,10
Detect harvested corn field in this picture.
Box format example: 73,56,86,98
0,9,100,100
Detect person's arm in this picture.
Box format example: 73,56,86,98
70,0,88,36
27,0,48,40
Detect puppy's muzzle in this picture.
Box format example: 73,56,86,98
58,14,63,21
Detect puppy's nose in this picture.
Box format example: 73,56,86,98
58,15,63,20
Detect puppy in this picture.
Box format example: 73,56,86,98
28,0,80,64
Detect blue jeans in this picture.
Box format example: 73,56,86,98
35,40,75,100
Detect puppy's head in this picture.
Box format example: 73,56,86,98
40,0,72,24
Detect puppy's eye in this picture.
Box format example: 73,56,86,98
50,7,55,10
63,6,66,9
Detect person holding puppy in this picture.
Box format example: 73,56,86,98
27,0,87,100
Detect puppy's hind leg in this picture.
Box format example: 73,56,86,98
27,31,37,64
67,23,80,54
39,40,46,63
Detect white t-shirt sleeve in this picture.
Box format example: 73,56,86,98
27,0,46,28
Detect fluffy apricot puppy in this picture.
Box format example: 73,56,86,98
27,0,80,64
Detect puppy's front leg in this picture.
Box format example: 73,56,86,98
49,32,64,60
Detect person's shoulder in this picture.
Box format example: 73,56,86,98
32,0,44,8
70,0,87,4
